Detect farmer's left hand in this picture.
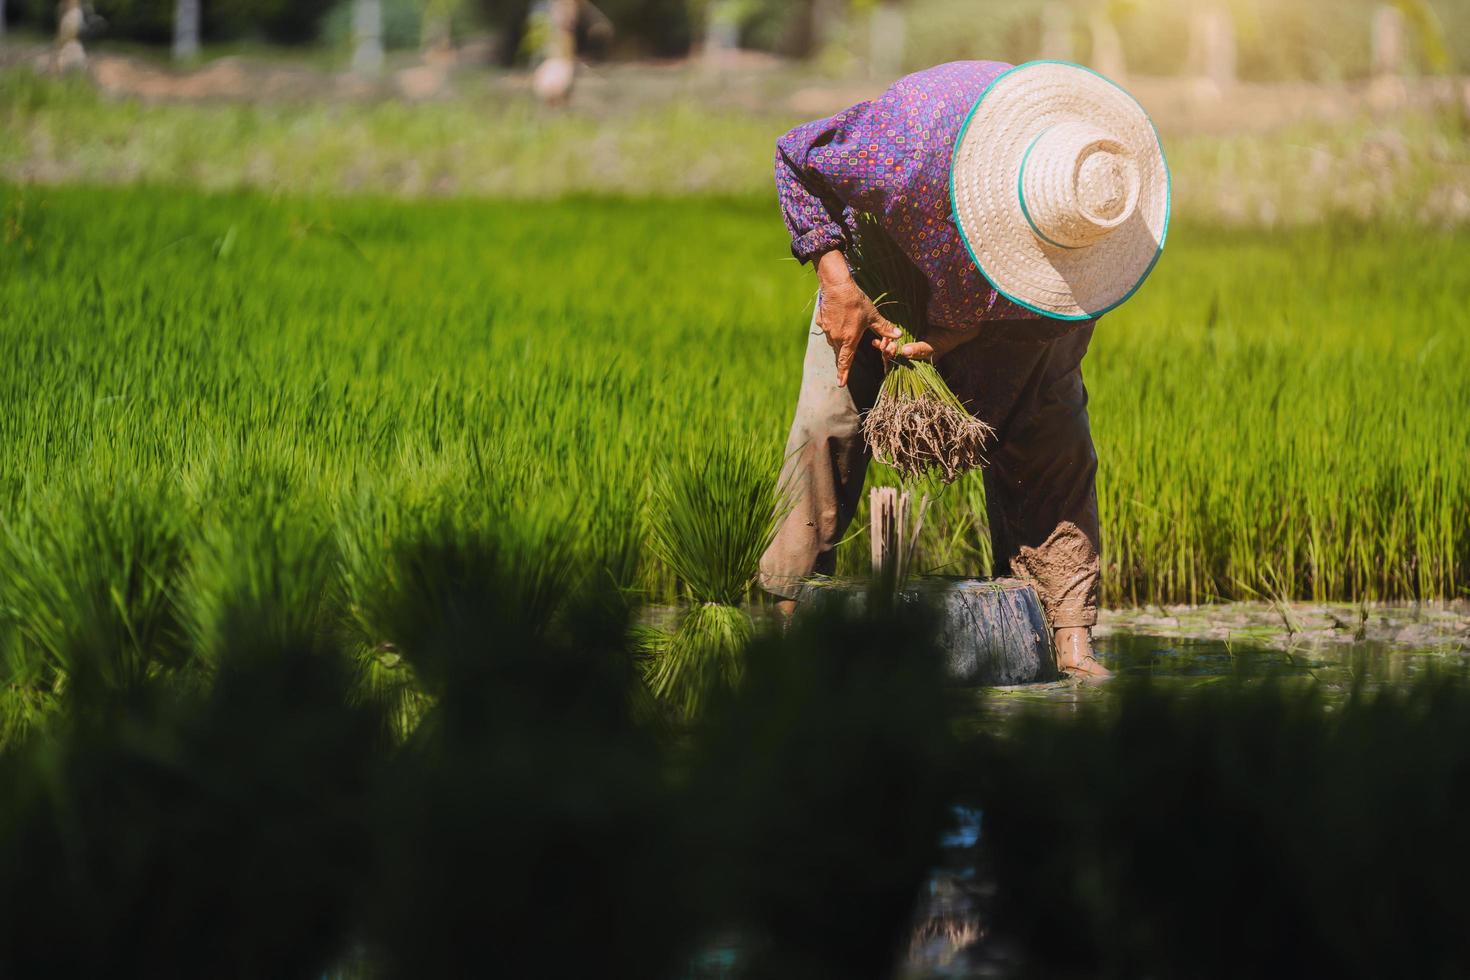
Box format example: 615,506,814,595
872,337,936,360
871,324,978,362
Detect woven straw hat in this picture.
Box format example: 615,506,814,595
950,61,1170,320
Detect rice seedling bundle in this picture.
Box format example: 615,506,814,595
642,444,787,720
846,212,993,483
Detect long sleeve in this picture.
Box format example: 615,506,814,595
773,102,877,264
772,61,1042,329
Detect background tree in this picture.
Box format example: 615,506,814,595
54,0,86,70
172,0,199,60
1086,0,1132,80
852,0,906,80
1187,0,1236,97
420,0,456,57
352,0,384,72
531,0,576,105
698,0,739,65
471,0,531,65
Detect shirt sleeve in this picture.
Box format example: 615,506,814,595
773,101,879,264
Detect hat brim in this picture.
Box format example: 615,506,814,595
949,61,1170,320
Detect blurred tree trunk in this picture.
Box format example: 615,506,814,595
703,0,739,67
1088,7,1126,82
532,0,578,107
487,0,533,67
1187,2,1235,101
173,0,201,62
422,0,454,60
1370,4,1406,108
1372,3,1405,76
868,0,904,79
547,0,577,60
784,0,845,59
352,0,385,74
54,0,86,72
811,0,845,55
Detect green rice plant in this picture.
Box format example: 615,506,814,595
0,474,190,718
0,640,59,751
0,182,1463,646
643,443,789,718
180,482,342,669
0,579,381,979
342,495,582,690
847,212,992,483
646,444,786,608
647,601,755,722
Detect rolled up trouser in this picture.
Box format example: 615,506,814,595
759,301,1101,629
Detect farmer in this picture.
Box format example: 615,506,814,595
759,61,1170,678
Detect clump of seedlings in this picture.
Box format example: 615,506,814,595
642,444,789,721
848,212,993,483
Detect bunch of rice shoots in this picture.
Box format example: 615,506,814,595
847,212,993,483
642,444,788,721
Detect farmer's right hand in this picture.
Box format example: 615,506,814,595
816,250,900,387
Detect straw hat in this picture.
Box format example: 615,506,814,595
950,61,1170,320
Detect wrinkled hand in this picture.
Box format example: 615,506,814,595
871,336,936,361
816,252,901,387
871,323,980,363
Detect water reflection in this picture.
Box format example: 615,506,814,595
971,631,1464,725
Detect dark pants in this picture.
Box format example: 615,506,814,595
759,303,1101,629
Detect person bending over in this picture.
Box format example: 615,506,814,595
759,60,1170,678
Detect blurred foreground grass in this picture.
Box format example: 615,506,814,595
2,66,1468,225
1,182,1465,611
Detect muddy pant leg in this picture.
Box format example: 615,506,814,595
759,301,883,599
953,325,1101,629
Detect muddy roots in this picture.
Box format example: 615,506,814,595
862,390,994,483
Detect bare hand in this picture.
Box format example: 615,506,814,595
871,322,981,363
815,251,901,387
871,337,936,361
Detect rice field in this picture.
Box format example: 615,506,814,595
0,180,1466,646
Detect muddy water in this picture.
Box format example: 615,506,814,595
975,630,1465,724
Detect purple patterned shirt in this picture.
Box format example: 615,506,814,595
776,60,1049,332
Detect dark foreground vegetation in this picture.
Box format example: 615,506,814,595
3,506,1470,976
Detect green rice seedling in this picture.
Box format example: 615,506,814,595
847,212,993,483
178,486,342,669
0,474,190,716
0,569,381,979
645,444,786,608
0,183,1463,634
362,546,692,980
0,640,58,751
341,462,617,706
650,601,755,722
643,443,789,719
